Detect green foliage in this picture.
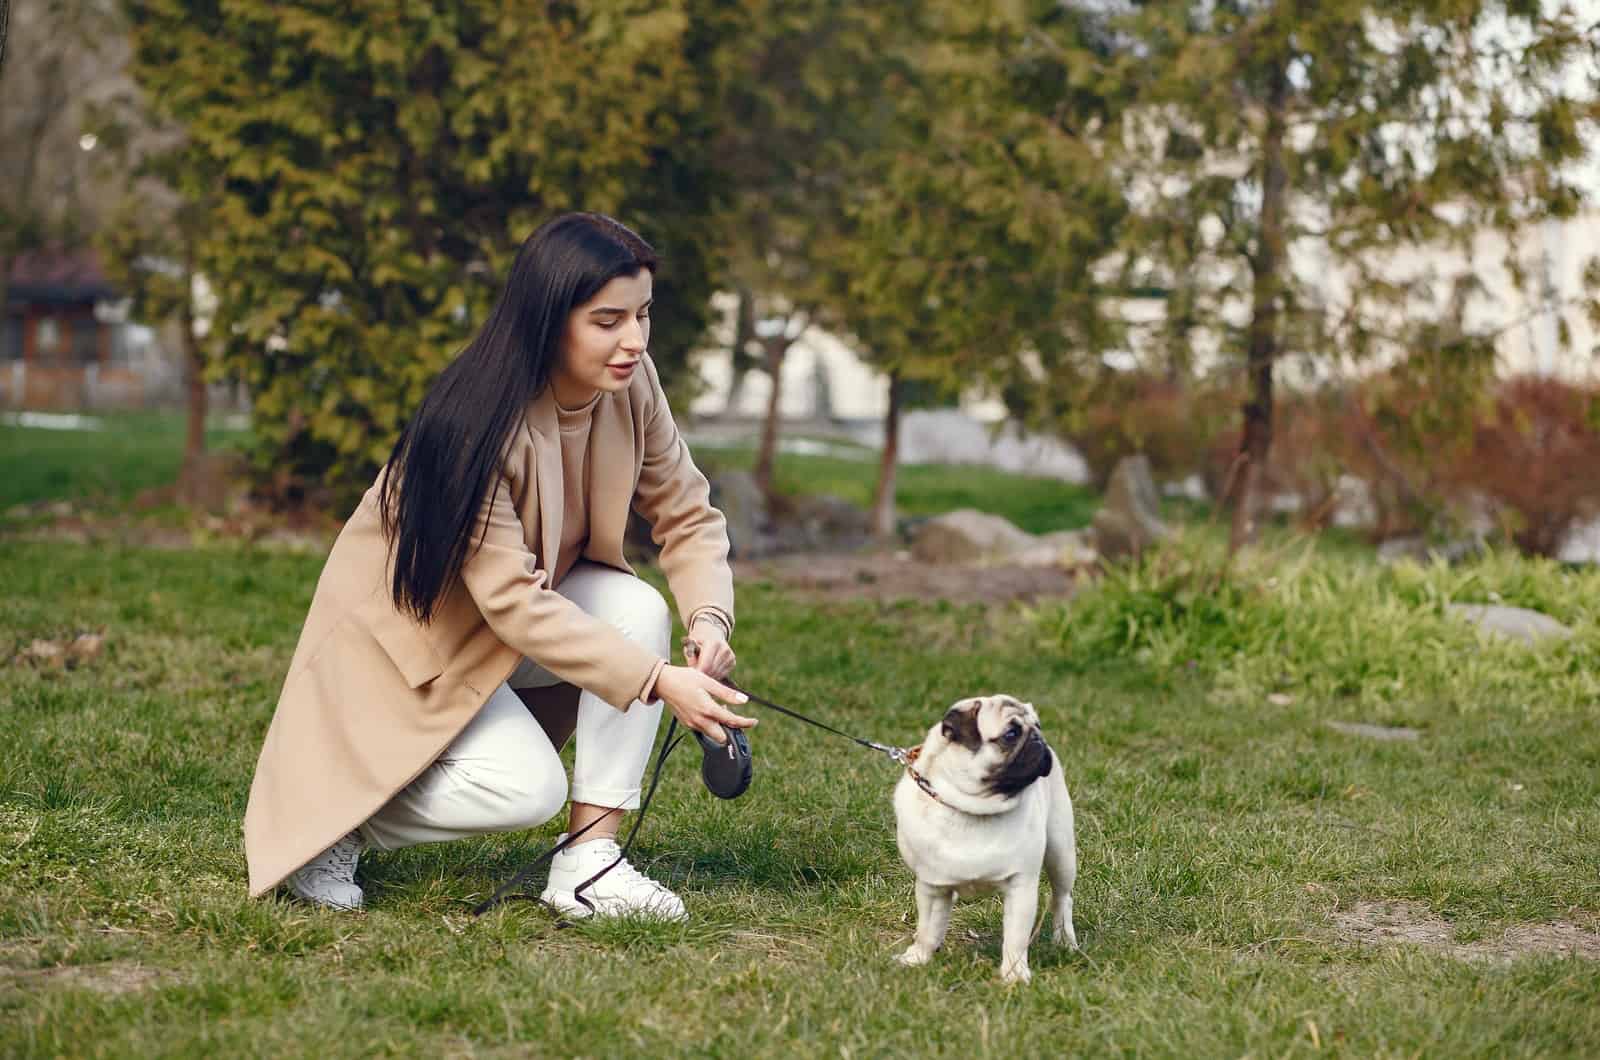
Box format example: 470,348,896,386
1087,0,1600,414
123,0,742,499
3,534,1600,1054
1036,530,1600,713
815,3,1126,397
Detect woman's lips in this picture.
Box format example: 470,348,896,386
607,362,637,379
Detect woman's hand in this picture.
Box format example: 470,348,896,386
684,618,736,680
652,665,755,744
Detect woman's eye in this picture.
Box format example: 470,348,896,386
598,318,621,329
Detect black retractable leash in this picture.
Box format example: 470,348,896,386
472,675,917,917
473,714,695,917
724,680,942,802
473,645,754,918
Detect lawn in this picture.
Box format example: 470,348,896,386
0,411,249,513
693,439,1101,534
2,418,1598,1057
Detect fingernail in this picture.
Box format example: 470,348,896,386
736,693,749,703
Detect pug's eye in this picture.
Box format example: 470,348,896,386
1002,722,1021,743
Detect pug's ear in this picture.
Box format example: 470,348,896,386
941,704,982,750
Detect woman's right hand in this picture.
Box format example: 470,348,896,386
651,664,756,744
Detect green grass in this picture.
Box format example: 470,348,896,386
695,441,1100,533
0,411,248,512
2,530,1598,1057
2,417,1597,1055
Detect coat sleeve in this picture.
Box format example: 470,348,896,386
633,355,736,637
459,431,665,711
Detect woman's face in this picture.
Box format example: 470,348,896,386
550,269,653,407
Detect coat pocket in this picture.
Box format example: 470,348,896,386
356,593,446,689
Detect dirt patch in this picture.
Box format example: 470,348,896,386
738,551,1083,605
0,960,170,996
1332,900,1600,964
5,498,339,554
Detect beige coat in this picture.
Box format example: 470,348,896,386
243,355,733,896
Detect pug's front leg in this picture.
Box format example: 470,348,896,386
999,876,1039,984
897,880,954,967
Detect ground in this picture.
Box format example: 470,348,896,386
2,414,1598,1057
740,550,1081,605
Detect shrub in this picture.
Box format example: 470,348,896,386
1033,530,1600,712
1068,373,1238,490
1447,376,1600,556
1203,371,1600,556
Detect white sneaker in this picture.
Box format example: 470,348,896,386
540,835,687,921
285,830,365,910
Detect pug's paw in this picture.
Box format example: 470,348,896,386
896,944,934,967
999,959,1032,985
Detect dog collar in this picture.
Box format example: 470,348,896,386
902,745,944,804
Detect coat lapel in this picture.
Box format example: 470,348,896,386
524,387,563,576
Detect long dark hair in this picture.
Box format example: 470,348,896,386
378,212,657,623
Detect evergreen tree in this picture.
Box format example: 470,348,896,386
124,0,744,499
1087,0,1599,549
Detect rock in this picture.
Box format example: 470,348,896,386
1012,529,1099,570
1558,515,1600,565
1161,474,1208,501
911,509,1037,564
1330,475,1377,530
1447,603,1574,646
787,493,871,544
1325,720,1422,742
1377,534,1486,566
708,470,772,560
1090,455,1170,561
1376,535,1428,564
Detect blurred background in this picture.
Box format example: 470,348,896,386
2,0,1598,566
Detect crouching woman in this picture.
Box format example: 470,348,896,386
243,213,753,919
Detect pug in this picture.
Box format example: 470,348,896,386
892,694,1077,984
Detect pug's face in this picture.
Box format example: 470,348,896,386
930,694,1053,800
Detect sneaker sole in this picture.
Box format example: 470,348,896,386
539,889,686,922
285,881,364,911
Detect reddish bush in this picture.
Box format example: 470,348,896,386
1206,372,1599,554
1448,376,1600,556
1069,374,1237,490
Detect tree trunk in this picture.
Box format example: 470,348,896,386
175,245,211,506
752,333,790,496
871,371,902,539
726,283,756,415
1229,63,1290,555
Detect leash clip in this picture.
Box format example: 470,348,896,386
880,744,914,767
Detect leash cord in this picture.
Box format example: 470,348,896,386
472,718,687,917
724,679,910,764
474,679,921,917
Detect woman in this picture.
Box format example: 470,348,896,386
243,213,754,920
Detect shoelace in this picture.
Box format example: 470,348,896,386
309,834,361,880
575,845,662,894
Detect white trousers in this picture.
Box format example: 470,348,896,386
360,561,671,852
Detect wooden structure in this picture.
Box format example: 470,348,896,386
1,247,145,409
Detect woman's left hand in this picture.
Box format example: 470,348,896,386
684,618,736,680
